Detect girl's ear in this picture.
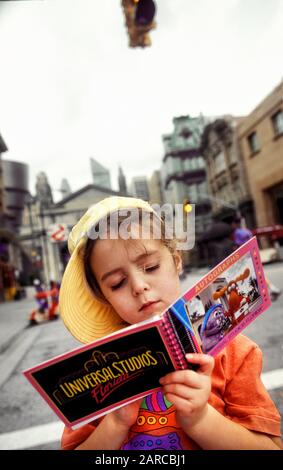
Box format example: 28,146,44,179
173,251,183,274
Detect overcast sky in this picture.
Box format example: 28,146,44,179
0,0,282,201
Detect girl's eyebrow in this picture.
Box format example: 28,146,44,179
100,250,159,282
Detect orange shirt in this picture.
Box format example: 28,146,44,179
61,335,281,450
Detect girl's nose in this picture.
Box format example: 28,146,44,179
131,272,150,296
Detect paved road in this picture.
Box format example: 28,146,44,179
0,262,282,449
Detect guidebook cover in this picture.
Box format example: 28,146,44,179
23,237,270,429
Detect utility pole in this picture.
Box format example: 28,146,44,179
39,210,50,286
25,193,38,280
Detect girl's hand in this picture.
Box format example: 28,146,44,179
159,353,214,428
111,398,142,429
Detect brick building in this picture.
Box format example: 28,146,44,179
238,82,283,231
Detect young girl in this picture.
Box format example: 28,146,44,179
59,196,281,450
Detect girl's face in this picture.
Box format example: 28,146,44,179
90,236,182,325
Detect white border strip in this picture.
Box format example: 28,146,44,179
261,368,283,391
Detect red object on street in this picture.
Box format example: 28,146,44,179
252,225,283,240
29,282,60,325
48,284,59,320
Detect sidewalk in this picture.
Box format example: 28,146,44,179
0,298,35,353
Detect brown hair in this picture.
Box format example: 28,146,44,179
84,209,182,303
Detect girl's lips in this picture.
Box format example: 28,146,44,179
139,300,161,314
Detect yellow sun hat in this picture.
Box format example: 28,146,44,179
59,196,158,344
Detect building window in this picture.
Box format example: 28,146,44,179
183,158,192,171
228,144,238,164
166,156,183,175
214,151,226,174
247,131,260,155
271,110,283,136
197,156,205,168
188,184,198,202
198,181,207,195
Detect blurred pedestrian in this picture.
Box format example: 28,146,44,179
200,221,234,268
231,217,281,301
267,280,281,301
29,279,49,325
2,262,17,301
48,280,60,320
231,217,253,249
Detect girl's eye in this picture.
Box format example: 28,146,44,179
145,264,160,272
111,279,125,291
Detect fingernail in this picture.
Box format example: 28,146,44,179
159,377,164,384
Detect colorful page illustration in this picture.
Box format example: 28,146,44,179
177,237,270,356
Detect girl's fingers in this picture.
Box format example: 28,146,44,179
160,369,205,388
159,354,214,386
161,382,197,400
163,392,193,414
186,353,214,376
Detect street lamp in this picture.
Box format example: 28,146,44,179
25,193,36,248
183,199,193,214
38,208,51,286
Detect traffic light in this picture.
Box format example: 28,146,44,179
134,0,156,26
183,199,193,213
121,0,157,48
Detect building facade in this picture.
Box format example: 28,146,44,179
0,147,30,300
161,115,212,234
0,133,8,228
148,170,163,205
201,117,255,228
130,176,150,201
160,115,213,267
118,166,127,194
60,178,71,198
90,158,111,189
237,82,283,235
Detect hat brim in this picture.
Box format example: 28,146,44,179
59,239,126,344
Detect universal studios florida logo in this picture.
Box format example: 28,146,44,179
52,348,170,406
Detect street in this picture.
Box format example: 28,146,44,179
0,263,282,450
